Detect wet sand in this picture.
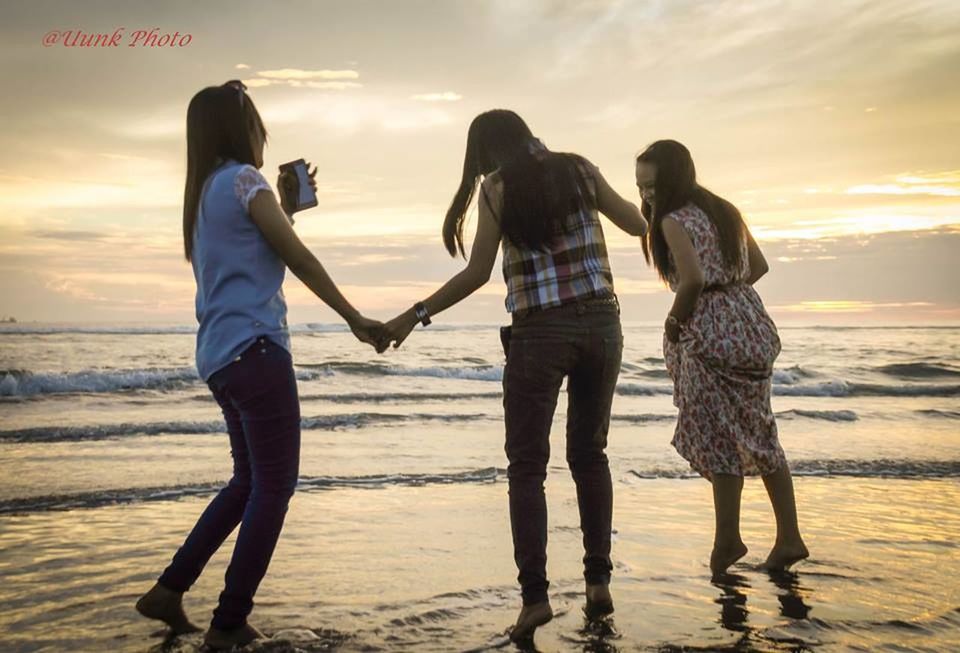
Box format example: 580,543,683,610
1,475,958,652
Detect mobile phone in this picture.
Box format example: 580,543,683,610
278,158,318,212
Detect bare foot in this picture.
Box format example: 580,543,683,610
135,582,202,635
509,601,553,642
204,623,264,649
710,540,748,576
761,540,809,571
584,582,614,619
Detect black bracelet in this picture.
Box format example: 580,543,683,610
414,302,431,327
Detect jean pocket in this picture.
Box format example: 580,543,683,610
509,335,569,383
252,336,288,357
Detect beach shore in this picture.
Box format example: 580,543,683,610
1,474,958,652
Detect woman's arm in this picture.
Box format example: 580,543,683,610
661,216,704,342
246,188,383,346
593,167,647,237
743,225,769,285
383,176,503,348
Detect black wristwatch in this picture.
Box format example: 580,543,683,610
414,301,431,327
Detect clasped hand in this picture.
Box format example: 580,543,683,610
348,309,419,354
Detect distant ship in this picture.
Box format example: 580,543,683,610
1,316,15,323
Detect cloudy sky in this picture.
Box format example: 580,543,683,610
1,0,958,325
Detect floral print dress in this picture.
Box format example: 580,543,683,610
663,203,786,479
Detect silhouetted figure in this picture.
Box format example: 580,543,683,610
380,110,646,642
635,140,809,576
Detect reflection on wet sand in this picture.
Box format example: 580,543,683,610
711,570,814,651
656,570,815,652
504,604,622,653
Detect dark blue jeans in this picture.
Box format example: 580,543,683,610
158,335,300,630
503,300,623,605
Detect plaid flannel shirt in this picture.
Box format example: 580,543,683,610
500,143,615,314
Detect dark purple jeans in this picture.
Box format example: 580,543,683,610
158,335,300,630
503,299,623,605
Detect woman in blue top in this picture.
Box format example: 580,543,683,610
135,80,384,649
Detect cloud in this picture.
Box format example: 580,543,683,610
257,93,455,133
245,79,362,90
846,184,960,197
751,213,960,240
411,92,463,102
235,63,251,70
770,300,934,313
256,69,360,81
843,170,960,198
30,229,107,242
241,68,363,91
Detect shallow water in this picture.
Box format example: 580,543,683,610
0,324,958,651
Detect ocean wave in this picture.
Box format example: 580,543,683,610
4,405,871,443
774,380,960,398
771,364,818,385
4,360,959,400
616,383,674,396
0,366,199,397
5,459,957,514
875,362,960,379
777,409,859,422
613,410,858,424
297,361,504,382
915,408,960,419
610,413,676,424
848,382,960,398
791,459,960,478
0,468,503,514
0,325,199,335
0,412,495,443
0,323,504,336
297,391,504,404
629,459,960,480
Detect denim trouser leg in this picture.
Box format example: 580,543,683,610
503,306,622,605
158,336,300,630
503,334,567,605
566,320,622,585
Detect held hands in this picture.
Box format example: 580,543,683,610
380,309,418,351
348,315,390,353
347,307,420,354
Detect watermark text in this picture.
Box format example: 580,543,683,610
42,28,193,48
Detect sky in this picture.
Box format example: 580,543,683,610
0,0,958,325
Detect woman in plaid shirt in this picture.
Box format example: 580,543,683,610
382,110,647,641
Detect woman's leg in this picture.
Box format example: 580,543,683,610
710,473,748,575
565,317,621,614
157,384,252,592
138,376,252,633
502,327,573,638
210,340,301,632
760,465,809,570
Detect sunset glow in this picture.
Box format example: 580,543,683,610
1,0,958,324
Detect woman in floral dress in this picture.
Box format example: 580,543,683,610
635,140,808,575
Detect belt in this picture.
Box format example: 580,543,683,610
513,294,620,320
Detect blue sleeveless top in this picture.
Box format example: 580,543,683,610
191,158,293,382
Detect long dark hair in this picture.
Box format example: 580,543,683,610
182,82,267,262
637,140,745,281
442,109,593,257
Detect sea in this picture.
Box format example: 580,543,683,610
0,323,958,652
